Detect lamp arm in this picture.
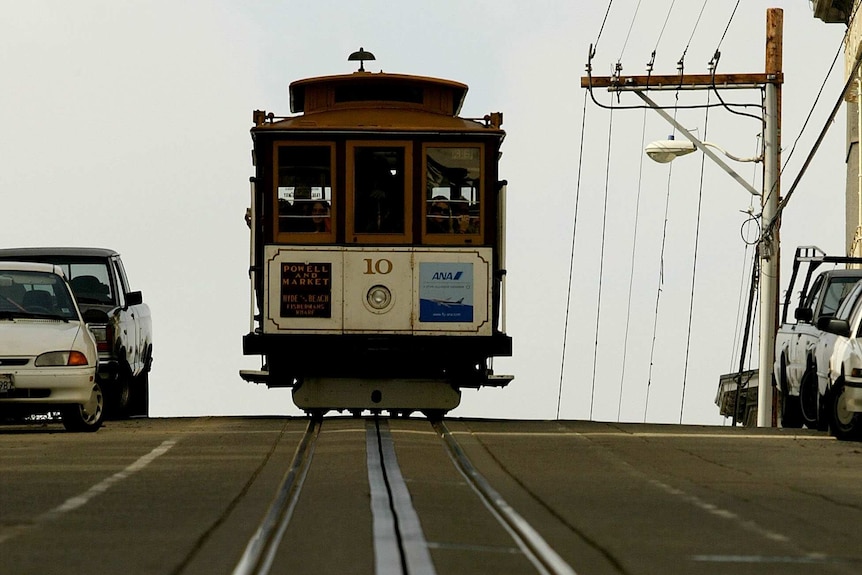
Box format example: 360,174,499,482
634,91,761,197
700,141,763,163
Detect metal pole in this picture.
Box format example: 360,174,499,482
499,183,508,334
758,8,782,427
249,177,257,334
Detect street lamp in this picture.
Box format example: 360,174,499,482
644,121,778,428
645,138,696,163
590,9,781,428
646,137,762,165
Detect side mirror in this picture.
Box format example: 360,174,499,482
794,307,814,322
125,291,143,307
82,308,110,323
822,317,851,337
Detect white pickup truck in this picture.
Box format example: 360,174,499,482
774,246,862,429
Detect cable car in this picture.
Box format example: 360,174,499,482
240,49,513,416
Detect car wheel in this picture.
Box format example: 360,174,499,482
800,365,819,429
780,358,802,428
62,382,105,432
829,380,862,440
104,366,133,420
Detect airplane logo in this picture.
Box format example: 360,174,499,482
429,297,464,307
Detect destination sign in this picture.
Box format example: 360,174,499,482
280,262,332,318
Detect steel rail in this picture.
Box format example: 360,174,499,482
367,418,437,575
232,418,321,575
433,421,578,575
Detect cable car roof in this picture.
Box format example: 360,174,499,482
252,70,502,135
289,71,469,116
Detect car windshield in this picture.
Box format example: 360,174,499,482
834,280,862,322
0,270,79,321
820,276,861,317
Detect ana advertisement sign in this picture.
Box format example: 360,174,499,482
419,262,473,322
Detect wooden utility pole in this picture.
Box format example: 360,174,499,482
580,8,783,427
761,8,783,427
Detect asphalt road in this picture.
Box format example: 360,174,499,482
1,417,860,575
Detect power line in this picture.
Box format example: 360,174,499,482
557,91,590,420
715,0,741,52
683,0,710,52
617,0,644,64
764,46,862,239
676,0,709,80
680,94,711,424
780,35,843,174
594,0,615,53
645,93,682,422
617,108,649,422
590,94,616,420
653,0,677,56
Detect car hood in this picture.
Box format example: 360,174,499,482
0,320,88,356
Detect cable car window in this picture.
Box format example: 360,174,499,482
275,144,334,241
424,145,482,240
347,142,412,244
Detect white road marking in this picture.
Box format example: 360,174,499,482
0,438,177,544
564,429,809,551
461,424,840,566
43,439,177,518
691,554,845,564
646,478,790,542
468,431,834,440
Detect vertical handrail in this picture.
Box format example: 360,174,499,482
497,182,508,334
249,177,257,334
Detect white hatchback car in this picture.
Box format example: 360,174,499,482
0,262,103,431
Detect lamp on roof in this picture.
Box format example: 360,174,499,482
348,47,376,72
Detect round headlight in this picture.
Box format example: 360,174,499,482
366,285,392,310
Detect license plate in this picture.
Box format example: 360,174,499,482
0,374,14,394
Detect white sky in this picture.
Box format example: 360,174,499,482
0,1,850,424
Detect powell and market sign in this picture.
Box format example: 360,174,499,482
280,262,331,318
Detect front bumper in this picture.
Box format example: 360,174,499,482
0,366,97,405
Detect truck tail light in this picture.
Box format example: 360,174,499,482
90,324,112,353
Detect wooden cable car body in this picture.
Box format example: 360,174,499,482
241,65,512,415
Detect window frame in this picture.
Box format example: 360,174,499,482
273,141,337,244
346,140,413,245
421,143,484,245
